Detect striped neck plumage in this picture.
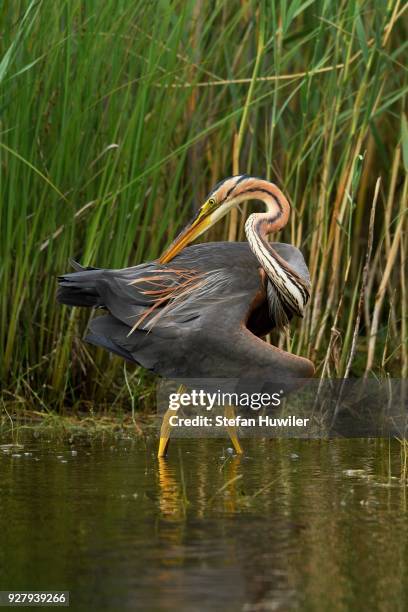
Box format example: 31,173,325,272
243,185,310,319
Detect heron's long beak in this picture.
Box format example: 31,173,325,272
158,205,215,264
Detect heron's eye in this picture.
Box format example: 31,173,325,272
208,198,216,206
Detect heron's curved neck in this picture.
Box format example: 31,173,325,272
243,184,309,318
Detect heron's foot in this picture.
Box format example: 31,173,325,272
224,405,244,455
157,408,173,458
157,384,184,458
158,436,170,458
228,431,244,455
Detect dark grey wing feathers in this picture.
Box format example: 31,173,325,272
60,242,311,378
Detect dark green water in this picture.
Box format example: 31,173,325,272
1,433,407,611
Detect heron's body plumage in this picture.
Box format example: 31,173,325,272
58,241,313,380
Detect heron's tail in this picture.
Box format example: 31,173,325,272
57,260,103,308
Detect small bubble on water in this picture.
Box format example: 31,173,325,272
71,450,78,456
12,454,22,458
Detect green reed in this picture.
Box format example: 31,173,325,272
0,0,406,411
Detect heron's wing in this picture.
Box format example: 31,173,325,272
91,242,308,332
75,243,257,333
85,242,313,379
86,294,314,380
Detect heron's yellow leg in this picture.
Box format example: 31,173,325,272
158,407,174,458
158,384,185,458
224,405,243,455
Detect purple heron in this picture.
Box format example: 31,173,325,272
57,176,314,456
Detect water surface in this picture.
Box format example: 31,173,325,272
1,432,407,611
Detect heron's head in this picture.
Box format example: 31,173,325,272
159,175,286,263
